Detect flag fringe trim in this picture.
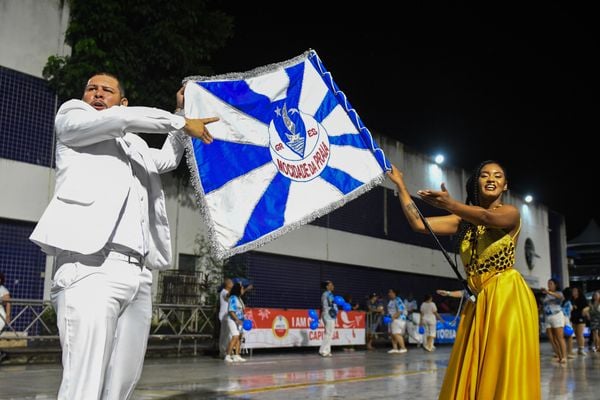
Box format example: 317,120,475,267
183,50,313,83
184,135,386,260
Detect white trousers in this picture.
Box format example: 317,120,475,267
218,314,230,357
319,319,335,355
51,253,153,400
0,306,6,331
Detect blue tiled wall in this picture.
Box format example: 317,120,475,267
0,67,55,332
0,66,56,167
238,252,464,312
0,218,47,331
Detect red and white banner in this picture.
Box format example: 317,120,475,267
242,308,366,349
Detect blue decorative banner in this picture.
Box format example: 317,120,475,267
184,50,390,259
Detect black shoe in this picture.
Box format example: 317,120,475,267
0,352,7,363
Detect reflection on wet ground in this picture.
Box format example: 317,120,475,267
1,342,599,399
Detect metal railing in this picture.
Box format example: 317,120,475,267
0,299,216,343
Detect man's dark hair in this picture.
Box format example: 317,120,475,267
321,280,332,290
87,72,126,97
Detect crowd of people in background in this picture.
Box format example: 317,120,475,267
215,276,463,359
541,280,600,362
214,276,600,360
217,277,253,363
319,285,458,355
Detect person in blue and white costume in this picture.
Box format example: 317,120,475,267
542,278,567,363
387,288,408,354
319,280,337,357
225,282,247,363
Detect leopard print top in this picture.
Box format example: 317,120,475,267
460,221,520,278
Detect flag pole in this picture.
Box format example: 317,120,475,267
413,204,477,303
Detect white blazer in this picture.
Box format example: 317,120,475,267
30,99,188,270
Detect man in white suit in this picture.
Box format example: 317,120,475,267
30,73,217,400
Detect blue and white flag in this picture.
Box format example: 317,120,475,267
183,50,390,259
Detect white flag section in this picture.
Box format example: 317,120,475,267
184,50,390,259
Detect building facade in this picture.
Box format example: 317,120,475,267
0,1,565,321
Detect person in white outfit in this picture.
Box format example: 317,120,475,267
0,272,10,363
0,272,10,332
419,294,443,352
29,73,217,400
218,278,233,357
319,280,338,357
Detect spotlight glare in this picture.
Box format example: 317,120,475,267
434,154,445,164
524,195,533,203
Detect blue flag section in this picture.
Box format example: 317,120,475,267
183,50,390,259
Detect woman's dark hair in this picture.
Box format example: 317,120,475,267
548,278,561,291
562,287,572,306
0,272,4,285
321,280,333,290
454,160,507,253
230,282,242,297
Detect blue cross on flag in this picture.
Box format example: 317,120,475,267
183,50,390,259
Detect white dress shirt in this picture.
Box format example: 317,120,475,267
107,143,151,257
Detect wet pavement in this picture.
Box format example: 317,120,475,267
1,342,598,399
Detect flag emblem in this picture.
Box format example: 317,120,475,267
271,103,330,181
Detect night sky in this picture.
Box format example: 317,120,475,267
209,1,598,239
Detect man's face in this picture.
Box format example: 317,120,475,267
82,75,127,110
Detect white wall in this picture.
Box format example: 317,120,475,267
0,0,70,77
259,225,458,279
0,159,54,222
162,174,209,264
514,196,552,288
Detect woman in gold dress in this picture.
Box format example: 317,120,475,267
388,160,540,400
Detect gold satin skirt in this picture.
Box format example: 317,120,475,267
439,268,540,400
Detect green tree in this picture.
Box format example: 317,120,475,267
43,0,233,110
